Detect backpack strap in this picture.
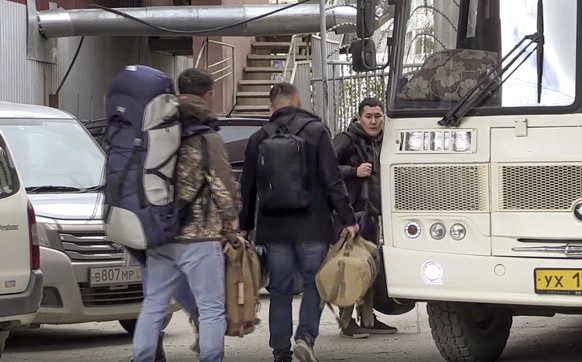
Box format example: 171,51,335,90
263,117,315,138
288,118,315,136
261,122,278,138
112,127,146,208
181,123,212,138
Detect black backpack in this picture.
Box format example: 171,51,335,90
256,118,315,212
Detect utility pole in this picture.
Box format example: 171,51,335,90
319,0,329,126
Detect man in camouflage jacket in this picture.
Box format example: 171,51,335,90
132,68,240,362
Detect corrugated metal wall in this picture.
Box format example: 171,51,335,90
0,1,54,107
0,0,193,120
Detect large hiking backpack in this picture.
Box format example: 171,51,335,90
223,232,261,337
256,118,315,212
102,65,210,250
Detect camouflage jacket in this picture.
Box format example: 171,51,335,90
175,96,241,242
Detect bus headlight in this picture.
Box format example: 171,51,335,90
430,222,446,240
450,223,467,240
401,129,474,152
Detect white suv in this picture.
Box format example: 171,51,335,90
0,130,43,357
0,101,177,335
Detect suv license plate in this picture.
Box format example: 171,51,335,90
534,268,582,295
89,266,142,287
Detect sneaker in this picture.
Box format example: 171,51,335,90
339,318,370,339
293,339,319,362
360,315,398,334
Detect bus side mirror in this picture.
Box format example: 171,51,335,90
350,39,377,72
356,0,376,38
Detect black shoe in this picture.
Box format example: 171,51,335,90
339,318,370,339
155,333,167,362
293,339,319,362
360,315,398,334
274,357,293,362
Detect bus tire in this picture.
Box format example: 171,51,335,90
427,301,513,362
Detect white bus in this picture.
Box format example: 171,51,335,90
353,0,581,360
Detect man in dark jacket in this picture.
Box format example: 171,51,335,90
239,82,358,362
332,97,398,338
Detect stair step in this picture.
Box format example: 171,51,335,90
251,41,306,50
234,105,271,112
239,79,282,86
237,91,270,98
248,54,308,61
244,67,285,73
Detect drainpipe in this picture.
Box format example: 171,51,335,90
36,4,357,39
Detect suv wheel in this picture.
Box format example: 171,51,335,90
0,331,8,357
119,313,173,335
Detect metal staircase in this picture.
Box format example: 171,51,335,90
230,35,311,117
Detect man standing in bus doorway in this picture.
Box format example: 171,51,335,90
332,97,398,338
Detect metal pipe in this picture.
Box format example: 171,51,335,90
318,0,329,126
37,4,357,39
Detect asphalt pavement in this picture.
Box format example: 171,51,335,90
3,296,582,361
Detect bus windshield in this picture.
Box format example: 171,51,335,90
389,0,577,113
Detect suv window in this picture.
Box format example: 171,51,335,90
0,134,19,200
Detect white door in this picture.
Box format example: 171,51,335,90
0,130,30,295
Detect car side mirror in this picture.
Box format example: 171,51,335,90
356,0,376,39
350,39,377,72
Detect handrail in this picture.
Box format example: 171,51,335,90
283,33,311,82
195,37,237,113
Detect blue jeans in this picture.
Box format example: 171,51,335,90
141,265,199,323
266,241,329,358
133,241,226,362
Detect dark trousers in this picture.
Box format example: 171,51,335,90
265,241,329,358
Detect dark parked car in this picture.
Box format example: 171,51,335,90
81,116,303,294
81,116,267,181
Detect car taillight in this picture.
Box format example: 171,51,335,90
27,199,40,270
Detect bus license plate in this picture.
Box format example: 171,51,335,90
89,266,142,287
534,269,582,295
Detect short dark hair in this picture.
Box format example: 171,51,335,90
269,82,298,104
358,98,384,115
177,68,213,97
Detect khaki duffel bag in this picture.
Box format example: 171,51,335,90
316,229,379,307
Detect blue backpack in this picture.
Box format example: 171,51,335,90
102,65,211,250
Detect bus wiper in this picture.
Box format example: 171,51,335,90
536,0,545,103
26,186,83,193
439,0,545,128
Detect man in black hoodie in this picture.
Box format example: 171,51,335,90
239,82,358,362
332,98,398,338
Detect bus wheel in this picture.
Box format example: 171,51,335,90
427,302,513,362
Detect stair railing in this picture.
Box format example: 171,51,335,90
282,33,311,83
195,37,237,114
